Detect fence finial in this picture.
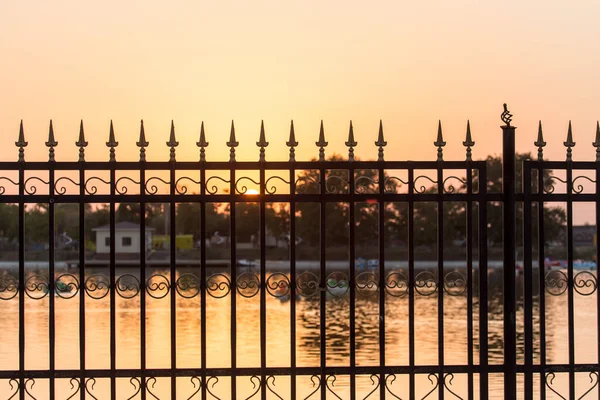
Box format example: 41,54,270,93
286,120,298,162
594,121,600,162
136,120,149,162
227,120,238,162
501,103,513,127
15,120,27,162
375,120,386,162
345,121,357,161
434,120,446,162
257,120,269,162
316,120,328,162
196,122,209,162
45,120,58,162
76,120,88,162
167,120,179,162
463,120,475,161
564,121,575,162
534,121,546,161
106,120,118,162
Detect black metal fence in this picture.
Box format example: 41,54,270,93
0,105,598,399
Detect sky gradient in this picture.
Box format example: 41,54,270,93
1,0,599,163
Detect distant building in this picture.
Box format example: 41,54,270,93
93,222,154,254
573,225,596,247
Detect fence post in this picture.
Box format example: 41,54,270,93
501,104,517,398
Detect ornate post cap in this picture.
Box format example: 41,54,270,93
166,120,179,162
563,121,575,162
434,120,446,162
501,103,513,127
45,120,58,162
227,121,239,162
375,120,386,162
106,121,118,162
15,120,28,162
286,120,298,162
76,120,88,162
256,120,269,162
315,120,328,162
462,120,475,162
345,121,357,162
534,121,546,161
196,122,209,162
136,120,149,162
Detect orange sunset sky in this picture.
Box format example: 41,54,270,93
0,0,599,164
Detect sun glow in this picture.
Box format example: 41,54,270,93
245,189,259,195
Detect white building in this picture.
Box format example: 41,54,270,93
93,221,154,254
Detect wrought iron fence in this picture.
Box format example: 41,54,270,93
0,105,598,399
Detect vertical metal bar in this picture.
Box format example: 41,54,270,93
408,167,415,400
289,168,297,400
18,165,25,400
596,164,600,400
349,168,356,400
200,167,207,400
523,163,533,399
437,166,444,400
466,165,473,400
79,166,86,400
502,124,517,399
378,167,386,400
566,164,575,399
139,167,147,400
260,166,267,400
537,165,546,400
110,168,116,399
478,165,489,400
230,169,237,399
170,168,177,398
49,168,56,400
320,166,327,399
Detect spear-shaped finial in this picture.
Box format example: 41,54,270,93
106,120,118,162
166,120,179,162
316,120,328,162
375,120,387,162
76,120,88,162
345,121,357,161
227,120,239,162
196,122,209,162
593,122,600,162
136,120,149,162
15,120,27,162
286,120,298,162
257,120,269,162
564,121,575,162
45,120,58,162
434,120,446,162
462,120,475,162
534,121,546,161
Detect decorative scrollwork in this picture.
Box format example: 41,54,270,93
413,175,437,194
442,176,466,194
145,177,170,195
187,376,202,400
326,271,349,297
176,273,201,298
146,274,170,299
303,375,321,400
206,273,231,299
442,373,464,399
23,177,49,195
362,374,381,400
384,176,409,193
325,175,349,194
573,271,597,296
577,372,599,399
543,175,568,194
84,378,99,400
296,271,320,298
206,376,222,400
265,375,284,400
85,274,110,299
265,176,290,194
84,176,111,195
235,176,260,195
0,176,19,195
126,377,141,400
385,271,409,297
65,378,81,400
205,176,231,195
420,373,440,399
54,177,80,195
572,175,596,194
384,375,403,400
545,372,566,400
356,271,378,297
175,176,201,195
295,175,320,194
24,274,49,300
7,378,19,400
115,176,140,195
266,272,291,298
414,271,438,296
354,175,378,194
325,375,342,400
0,274,19,300
236,272,260,298
244,375,262,400
145,377,160,400
501,103,513,127
115,274,141,299
24,378,37,400
443,271,467,296
545,270,568,296
54,273,80,299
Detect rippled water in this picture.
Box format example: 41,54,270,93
0,267,598,399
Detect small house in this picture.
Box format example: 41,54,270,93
93,221,154,254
